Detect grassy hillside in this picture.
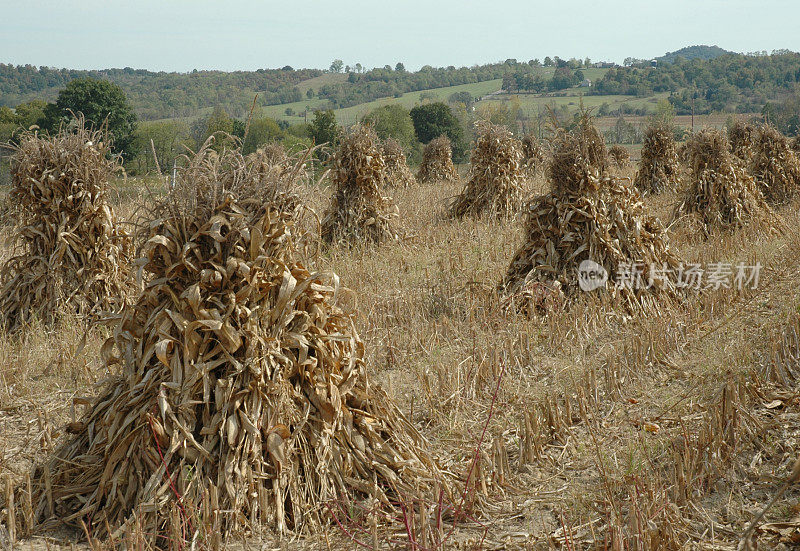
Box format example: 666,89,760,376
262,79,504,125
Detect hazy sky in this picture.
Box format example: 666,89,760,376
1,0,798,72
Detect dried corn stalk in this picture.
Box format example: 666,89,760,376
321,125,398,245
502,125,681,314
674,128,770,233
29,144,445,541
728,120,756,161
247,142,293,179
382,138,416,188
450,122,525,218
608,145,630,168
0,119,132,332
521,133,545,177
634,122,679,194
416,135,459,184
749,125,800,205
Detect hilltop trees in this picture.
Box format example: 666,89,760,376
40,78,137,156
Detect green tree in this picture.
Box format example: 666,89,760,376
330,59,344,73
543,57,554,67
14,99,46,128
242,117,285,154
409,102,468,162
41,78,137,157
130,120,192,174
448,91,474,111
363,104,418,156
395,62,405,72
309,109,339,159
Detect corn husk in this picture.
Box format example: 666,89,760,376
674,128,771,233
321,125,398,245
29,143,446,541
450,122,525,219
502,124,681,314
749,125,800,205
381,138,416,188
634,122,679,194
0,119,133,332
416,136,459,184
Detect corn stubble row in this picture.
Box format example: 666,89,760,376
450,122,525,219
18,138,444,539
0,120,133,332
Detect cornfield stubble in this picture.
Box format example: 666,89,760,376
2,138,800,549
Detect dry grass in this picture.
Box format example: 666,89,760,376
3,134,800,549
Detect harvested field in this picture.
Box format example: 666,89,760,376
3,123,800,551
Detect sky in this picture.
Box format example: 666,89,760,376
1,0,799,73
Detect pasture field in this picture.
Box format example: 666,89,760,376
2,159,800,549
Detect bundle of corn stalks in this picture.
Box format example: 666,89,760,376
728,120,756,160
501,126,681,314
247,142,292,178
749,125,800,204
634,122,680,194
792,135,800,154
0,120,132,332
521,133,546,177
450,122,525,218
416,135,459,184
608,144,630,168
381,138,416,188
321,125,398,244
674,128,770,233
27,144,445,541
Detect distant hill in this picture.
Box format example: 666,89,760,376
657,45,735,64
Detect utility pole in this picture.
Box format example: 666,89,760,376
691,95,695,132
